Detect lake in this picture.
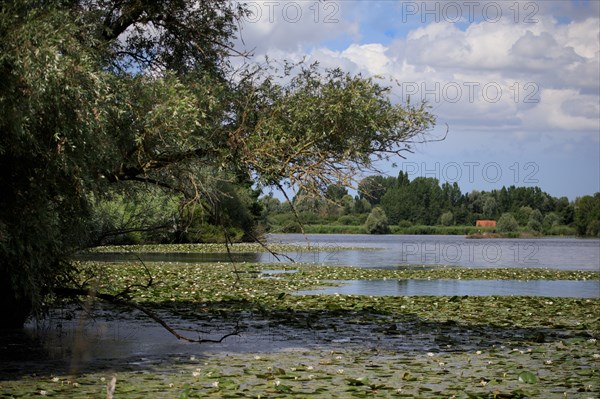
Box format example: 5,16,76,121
82,234,600,271
268,234,600,271
78,234,599,298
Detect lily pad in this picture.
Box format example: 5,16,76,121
517,371,538,384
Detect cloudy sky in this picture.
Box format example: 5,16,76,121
234,0,599,199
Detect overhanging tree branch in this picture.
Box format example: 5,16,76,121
54,287,240,343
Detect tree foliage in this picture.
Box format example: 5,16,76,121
365,207,390,234
263,177,582,236
574,193,600,237
497,213,519,233
0,1,435,327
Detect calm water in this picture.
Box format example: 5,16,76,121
268,234,600,271
5,236,597,369
296,279,600,298
82,234,600,271
77,234,599,298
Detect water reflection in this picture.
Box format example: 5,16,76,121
296,279,600,298
78,234,600,271
270,234,600,271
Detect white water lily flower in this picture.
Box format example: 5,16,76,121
40,391,48,396
52,377,59,382
192,372,200,377
592,354,600,359
274,380,281,386
211,381,219,388
545,360,553,365
337,369,345,374
426,352,435,357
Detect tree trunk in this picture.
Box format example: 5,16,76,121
0,271,32,329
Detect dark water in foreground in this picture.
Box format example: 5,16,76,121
2,235,596,371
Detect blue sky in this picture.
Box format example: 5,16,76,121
235,0,599,200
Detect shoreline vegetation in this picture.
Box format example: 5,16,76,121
266,224,577,238
259,175,600,240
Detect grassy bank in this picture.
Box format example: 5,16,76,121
271,224,577,236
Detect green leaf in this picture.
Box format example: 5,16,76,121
517,371,537,384
346,378,368,386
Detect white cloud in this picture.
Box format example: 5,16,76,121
312,43,391,75
519,89,600,132
232,1,600,197
234,0,359,54
561,18,600,59
295,13,599,138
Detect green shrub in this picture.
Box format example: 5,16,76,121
280,222,302,233
397,220,412,228
545,225,576,236
337,215,362,225
365,207,390,234
185,224,244,243
440,211,455,226
303,225,366,234
497,213,519,233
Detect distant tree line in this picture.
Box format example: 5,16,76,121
260,172,600,237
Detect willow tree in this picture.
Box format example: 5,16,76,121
0,0,436,328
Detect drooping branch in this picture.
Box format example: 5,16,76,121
105,147,210,183
54,287,240,343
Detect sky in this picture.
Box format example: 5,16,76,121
233,0,600,200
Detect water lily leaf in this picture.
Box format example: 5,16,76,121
401,372,416,381
346,378,368,386
179,384,191,399
518,371,537,384
275,384,292,393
